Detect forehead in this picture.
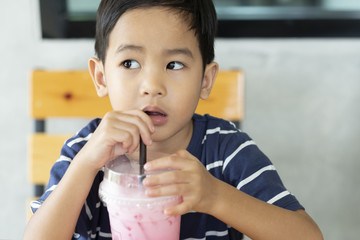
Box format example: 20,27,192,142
107,7,200,58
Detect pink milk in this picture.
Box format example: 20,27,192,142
99,155,181,240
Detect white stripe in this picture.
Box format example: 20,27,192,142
222,140,256,172
206,160,223,171
236,165,276,190
56,155,72,163
99,231,112,238
67,133,92,147
220,130,237,134
88,227,112,239
85,201,93,220
201,127,238,144
207,127,221,134
267,190,291,204
183,230,229,240
45,184,57,193
206,230,228,237
229,121,237,128
30,200,42,212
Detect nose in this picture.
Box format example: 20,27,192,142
140,71,166,97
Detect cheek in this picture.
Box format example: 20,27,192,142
170,86,201,114
107,83,137,110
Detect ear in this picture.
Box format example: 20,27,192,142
88,57,108,97
200,62,219,100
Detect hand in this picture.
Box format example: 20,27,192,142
76,110,154,171
142,150,218,216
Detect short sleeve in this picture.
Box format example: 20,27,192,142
221,131,304,211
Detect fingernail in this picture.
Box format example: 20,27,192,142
144,163,151,170
164,208,172,216
145,189,153,196
142,178,149,185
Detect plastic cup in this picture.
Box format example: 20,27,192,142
99,154,182,240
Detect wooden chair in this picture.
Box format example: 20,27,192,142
196,70,244,128
28,69,244,217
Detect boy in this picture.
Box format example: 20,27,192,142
24,0,323,239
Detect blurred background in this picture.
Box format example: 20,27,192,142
1,0,360,239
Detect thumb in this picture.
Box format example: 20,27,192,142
113,142,128,157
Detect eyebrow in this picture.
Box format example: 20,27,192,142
115,44,194,60
115,44,144,54
164,48,194,60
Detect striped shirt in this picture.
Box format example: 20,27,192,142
31,114,303,240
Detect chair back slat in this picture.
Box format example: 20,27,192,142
30,70,112,119
30,70,244,120
195,70,244,122
28,134,71,185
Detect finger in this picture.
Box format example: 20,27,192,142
125,109,155,134
164,201,192,216
143,170,190,187
144,151,194,171
144,171,200,199
109,111,153,149
113,142,128,157
98,113,142,154
95,115,134,149
110,120,140,152
145,184,178,198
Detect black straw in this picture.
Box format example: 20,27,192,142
139,138,146,175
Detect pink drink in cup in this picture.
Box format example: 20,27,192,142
99,155,182,240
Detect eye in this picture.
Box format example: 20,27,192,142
167,61,184,70
122,60,140,69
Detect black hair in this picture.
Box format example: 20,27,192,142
94,0,217,69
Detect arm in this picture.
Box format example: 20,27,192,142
208,176,323,240
23,111,154,240
23,154,99,240
143,150,323,240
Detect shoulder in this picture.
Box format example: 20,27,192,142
190,114,258,166
53,118,102,177
192,114,252,148
193,113,237,129
72,118,101,139
62,118,102,155
192,114,269,179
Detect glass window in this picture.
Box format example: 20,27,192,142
39,0,360,38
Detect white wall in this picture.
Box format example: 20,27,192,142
216,39,360,239
1,0,360,239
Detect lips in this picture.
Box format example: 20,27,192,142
143,106,168,126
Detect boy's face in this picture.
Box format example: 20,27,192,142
90,7,217,148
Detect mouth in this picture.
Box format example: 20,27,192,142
144,110,166,117
143,107,168,126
